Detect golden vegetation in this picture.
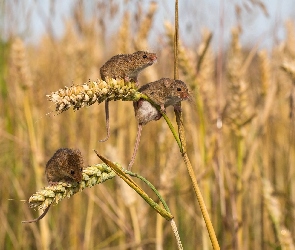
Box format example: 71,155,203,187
1,1,295,249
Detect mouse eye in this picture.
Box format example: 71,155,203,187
143,55,147,59
70,170,75,175
177,87,182,91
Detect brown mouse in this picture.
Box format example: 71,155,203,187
45,148,84,185
22,148,84,224
99,51,157,142
128,78,190,169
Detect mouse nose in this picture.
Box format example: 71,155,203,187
150,54,157,62
180,92,189,99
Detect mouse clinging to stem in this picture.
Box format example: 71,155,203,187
128,78,191,169
99,51,157,142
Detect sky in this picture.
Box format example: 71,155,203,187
2,0,295,50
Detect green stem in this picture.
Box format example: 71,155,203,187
125,171,170,213
161,111,182,151
139,93,182,151
94,151,173,221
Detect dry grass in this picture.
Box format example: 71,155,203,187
1,1,295,249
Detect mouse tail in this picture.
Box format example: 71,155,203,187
22,205,51,223
128,124,143,170
99,100,110,142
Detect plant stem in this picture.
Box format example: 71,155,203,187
173,0,220,248
174,0,179,80
139,93,182,150
96,153,184,249
125,171,170,213
94,151,173,221
175,108,220,250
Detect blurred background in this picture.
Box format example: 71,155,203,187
1,0,295,249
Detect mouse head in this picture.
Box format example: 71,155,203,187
173,80,190,100
63,149,84,182
128,51,157,77
161,78,190,106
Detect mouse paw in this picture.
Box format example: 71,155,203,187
48,181,60,186
155,113,162,120
160,105,166,113
173,103,182,111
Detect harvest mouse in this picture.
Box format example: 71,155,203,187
45,148,84,184
99,51,157,142
128,78,190,169
22,148,84,224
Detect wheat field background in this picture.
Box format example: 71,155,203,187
0,1,295,249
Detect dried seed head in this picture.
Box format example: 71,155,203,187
282,60,295,81
46,78,138,113
10,38,33,89
29,164,116,212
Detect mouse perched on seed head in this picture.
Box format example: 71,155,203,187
99,51,157,142
22,148,84,224
100,51,157,83
128,78,190,169
45,148,84,185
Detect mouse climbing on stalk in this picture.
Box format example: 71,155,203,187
99,51,157,142
128,78,190,170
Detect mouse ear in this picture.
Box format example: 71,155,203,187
163,78,171,88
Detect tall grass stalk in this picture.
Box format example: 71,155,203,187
173,1,220,249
